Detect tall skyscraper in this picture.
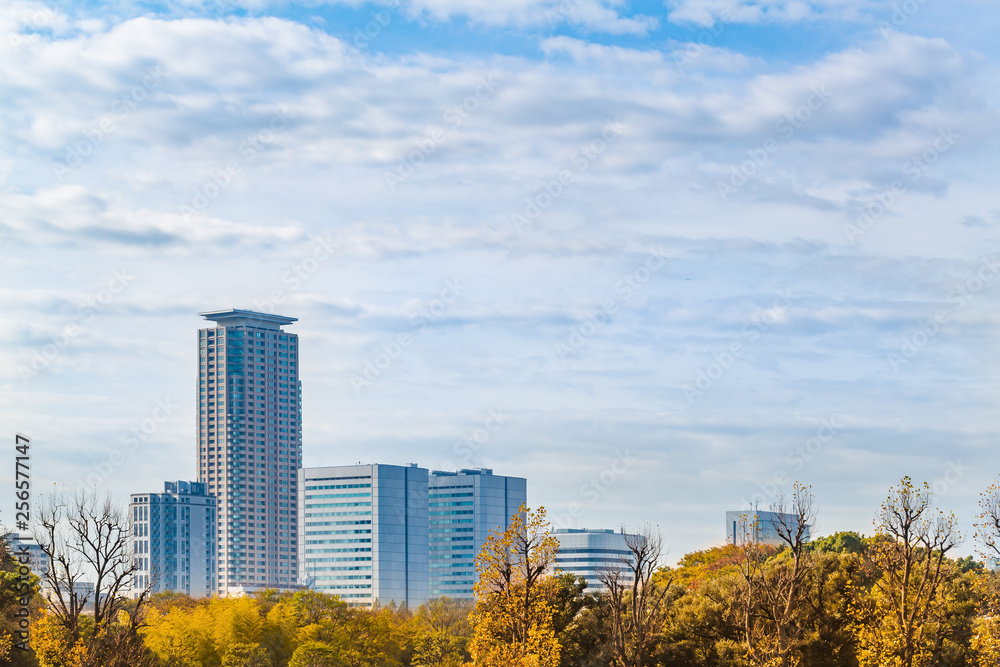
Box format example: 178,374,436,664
130,481,217,598
298,464,429,608
198,309,302,595
427,468,526,599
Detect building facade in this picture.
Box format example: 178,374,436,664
725,510,812,546
130,481,217,598
427,468,527,599
299,464,429,608
552,528,637,592
197,309,302,595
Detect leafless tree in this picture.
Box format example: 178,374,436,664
732,483,817,667
975,476,1000,560
34,490,153,667
599,525,671,667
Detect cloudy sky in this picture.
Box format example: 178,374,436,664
2,0,999,561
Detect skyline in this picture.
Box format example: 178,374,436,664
3,0,1000,565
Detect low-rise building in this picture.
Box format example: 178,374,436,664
725,510,811,546
552,528,638,592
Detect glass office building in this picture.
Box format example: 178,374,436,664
552,528,637,592
725,510,812,546
299,464,429,608
427,468,526,599
130,481,217,598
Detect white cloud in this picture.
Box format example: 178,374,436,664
1,10,998,559
666,0,871,27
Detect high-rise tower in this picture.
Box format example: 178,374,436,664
197,309,302,595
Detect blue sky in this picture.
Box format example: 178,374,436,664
2,0,1000,562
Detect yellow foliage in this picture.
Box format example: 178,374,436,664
470,505,560,667
30,612,88,667
971,616,1000,667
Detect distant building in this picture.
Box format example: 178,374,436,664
726,510,811,546
299,464,429,608
553,529,638,591
427,468,527,599
4,534,49,581
6,534,93,603
130,481,217,598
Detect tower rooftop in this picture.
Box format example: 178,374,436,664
199,309,297,331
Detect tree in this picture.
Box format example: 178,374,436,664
856,477,963,667
410,597,473,667
810,532,866,555
470,504,561,667
288,641,345,667
727,485,819,667
599,526,670,667
761,483,817,667
33,491,152,667
221,642,271,667
975,477,1000,560
547,574,601,667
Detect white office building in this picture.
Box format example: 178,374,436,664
130,481,217,598
299,464,429,608
553,528,637,592
725,510,812,546
427,468,526,599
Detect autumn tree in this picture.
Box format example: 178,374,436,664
470,504,560,667
599,526,670,667
288,640,345,667
410,597,473,667
856,477,963,667
221,642,271,667
969,479,1000,666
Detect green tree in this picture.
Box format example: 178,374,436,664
810,532,867,555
